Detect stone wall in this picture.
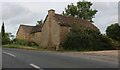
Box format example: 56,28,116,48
50,17,60,50
30,32,41,45
41,9,60,50
16,26,28,40
41,16,50,48
60,26,70,43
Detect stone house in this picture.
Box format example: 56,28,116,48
41,9,98,50
16,24,42,45
16,9,98,50
16,25,34,41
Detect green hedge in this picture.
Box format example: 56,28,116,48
10,39,38,46
61,25,115,51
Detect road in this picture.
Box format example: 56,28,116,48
2,48,118,70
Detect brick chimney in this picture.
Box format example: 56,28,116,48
48,9,55,17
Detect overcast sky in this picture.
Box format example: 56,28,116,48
0,0,119,36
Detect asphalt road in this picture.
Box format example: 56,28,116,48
2,48,118,70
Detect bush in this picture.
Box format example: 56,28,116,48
10,39,38,47
2,37,10,45
112,40,120,49
61,25,115,51
106,23,120,41
1,33,10,45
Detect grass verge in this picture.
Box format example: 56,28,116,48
2,45,47,51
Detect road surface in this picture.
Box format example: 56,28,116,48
2,48,118,70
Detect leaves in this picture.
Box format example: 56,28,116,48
65,3,78,17
106,23,120,41
1,22,11,45
62,1,97,22
36,19,43,25
62,25,114,51
1,22,5,38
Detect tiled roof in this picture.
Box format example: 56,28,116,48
20,25,34,34
18,12,98,35
19,24,42,34
30,24,42,33
54,14,98,30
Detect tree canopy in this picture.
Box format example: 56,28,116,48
106,23,120,41
36,19,43,25
1,22,5,38
62,1,97,22
1,22,10,45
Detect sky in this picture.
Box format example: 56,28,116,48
0,0,119,36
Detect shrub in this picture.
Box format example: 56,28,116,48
112,40,120,50
106,23,120,41
1,33,10,45
2,37,10,45
61,25,115,51
10,39,38,47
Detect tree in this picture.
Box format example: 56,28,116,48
1,22,10,45
106,23,120,41
1,22,5,38
36,19,43,25
8,33,15,40
2,33,10,45
62,3,78,17
62,1,97,22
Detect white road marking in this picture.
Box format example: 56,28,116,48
30,64,40,69
3,52,16,57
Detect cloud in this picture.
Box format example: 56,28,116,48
92,2,118,33
0,0,79,2
1,3,42,35
0,2,118,35
1,2,72,35
2,3,30,20
0,0,119,2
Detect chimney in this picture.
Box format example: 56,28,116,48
48,9,55,17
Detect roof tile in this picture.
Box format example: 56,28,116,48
54,14,98,30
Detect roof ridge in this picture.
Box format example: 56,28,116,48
20,24,35,27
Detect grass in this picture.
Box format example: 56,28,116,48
3,45,118,52
3,45,20,48
2,45,47,51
